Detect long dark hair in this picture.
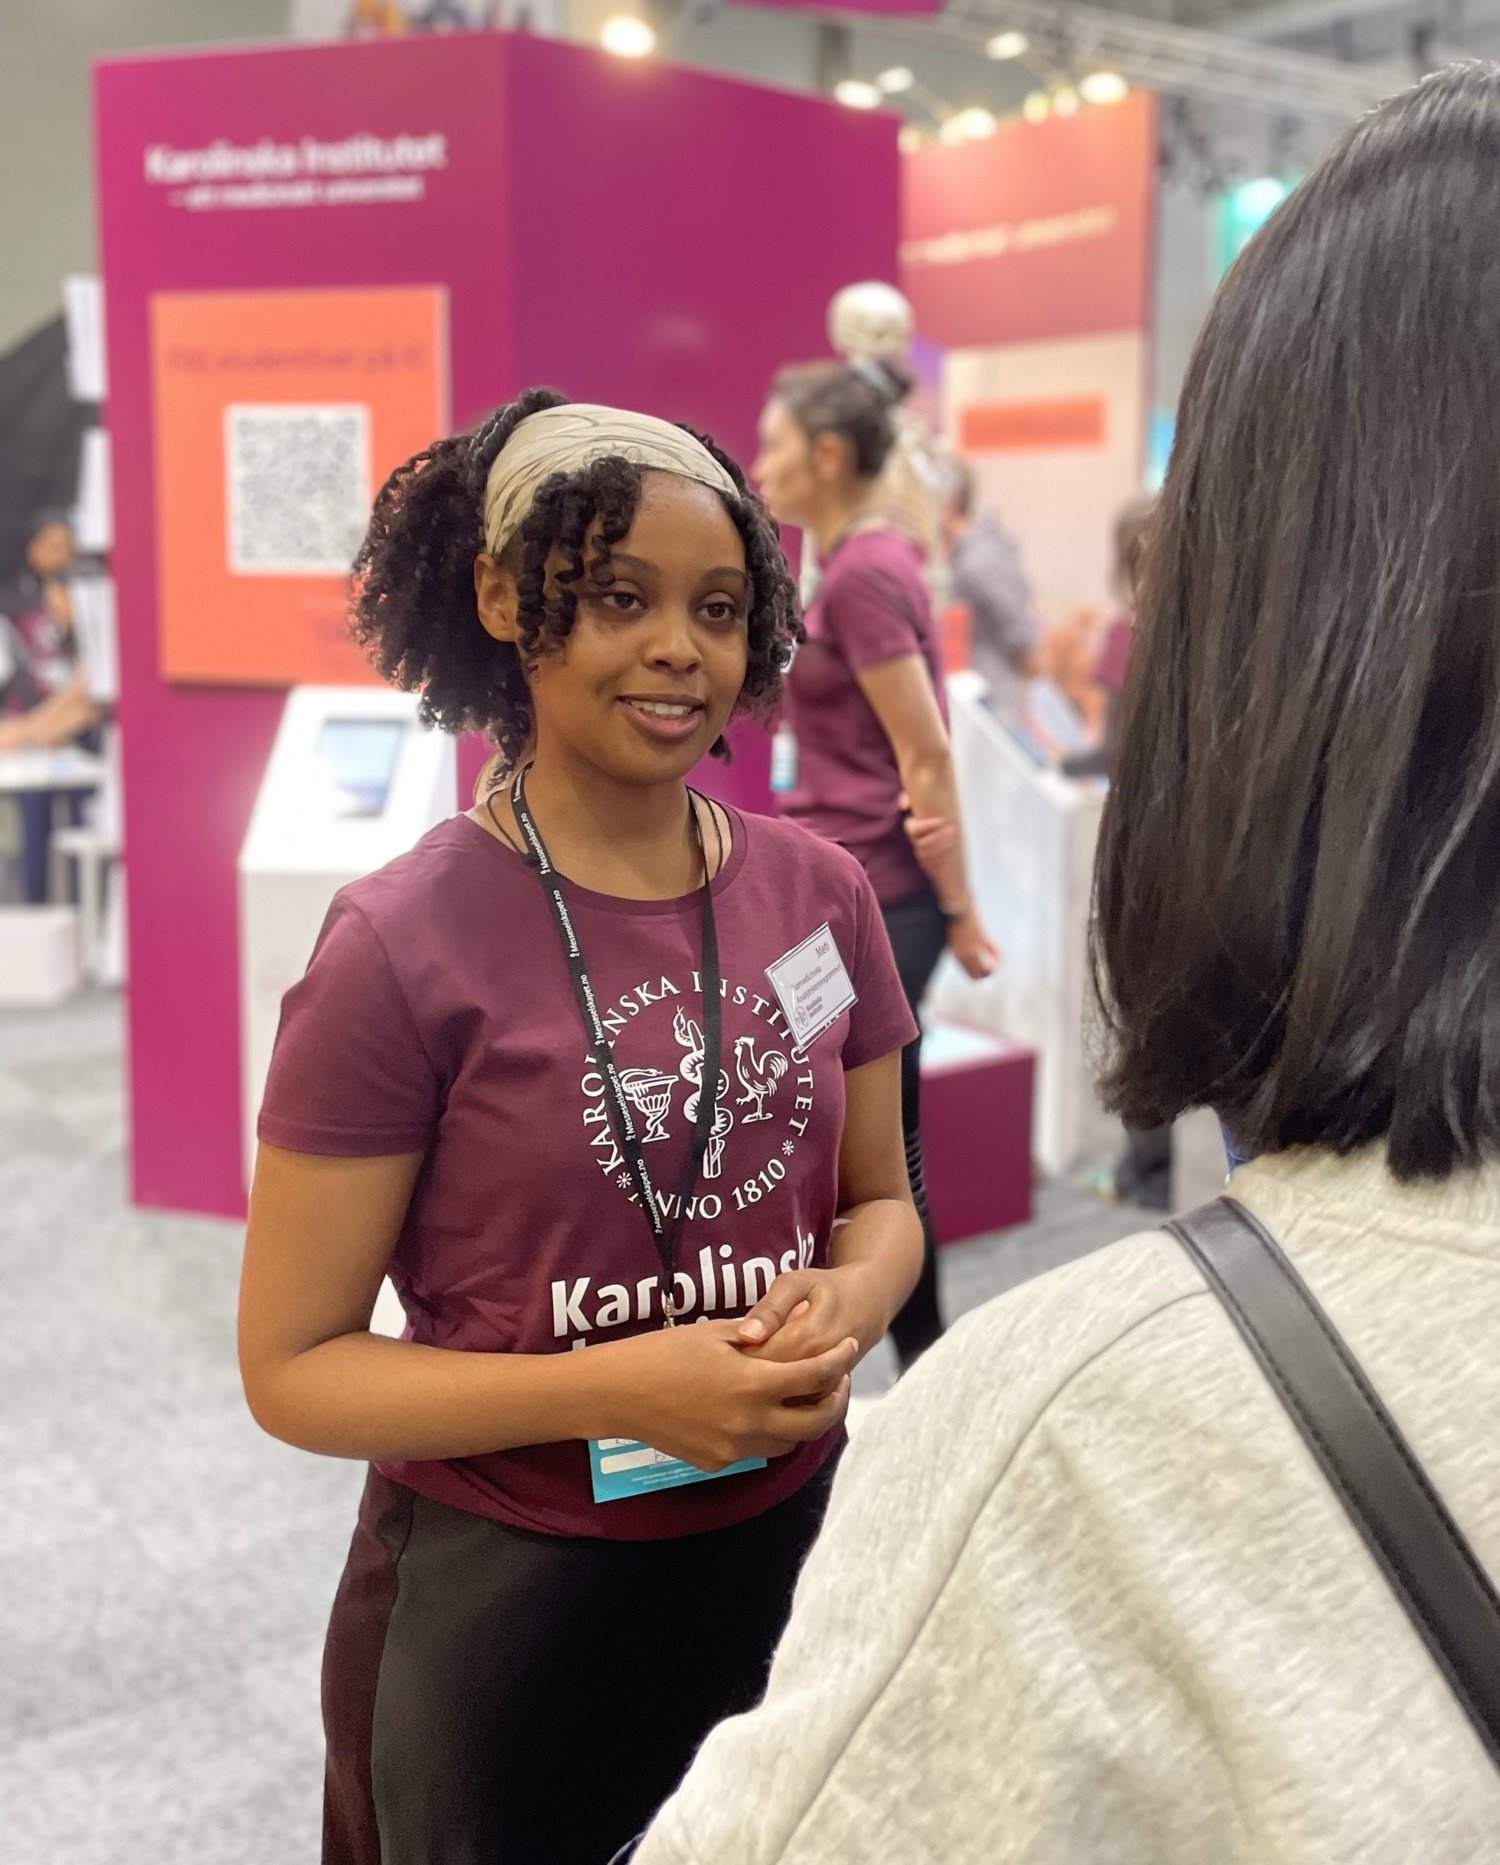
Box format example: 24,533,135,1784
1094,62,1500,1181
350,387,801,764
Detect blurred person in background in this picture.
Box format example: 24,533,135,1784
1031,602,1108,740
940,457,1041,721
756,359,999,1371
0,510,104,900
1063,492,1156,781
631,63,1500,1862
1066,494,1173,1210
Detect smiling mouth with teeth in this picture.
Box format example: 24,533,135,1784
623,700,700,718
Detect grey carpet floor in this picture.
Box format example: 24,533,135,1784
0,989,1224,1864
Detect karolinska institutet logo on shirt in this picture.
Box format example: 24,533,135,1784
553,968,818,1342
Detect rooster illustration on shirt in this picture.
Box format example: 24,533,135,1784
734,1037,789,1123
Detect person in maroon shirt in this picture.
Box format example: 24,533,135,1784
754,359,998,1370
237,389,922,1865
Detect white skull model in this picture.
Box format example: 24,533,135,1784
827,281,915,365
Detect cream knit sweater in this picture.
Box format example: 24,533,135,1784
636,1149,1500,1863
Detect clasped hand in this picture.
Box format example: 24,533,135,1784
607,1266,881,1474
735,1264,886,1369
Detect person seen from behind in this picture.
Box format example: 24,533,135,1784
631,62,1500,1862
755,359,999,1372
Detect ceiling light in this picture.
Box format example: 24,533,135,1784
1052,85,1080,116
876,66,914,94
1022,90,1050,124
1080,71,1129,106
986,30,1029,60
834,79,884,110
940,106,998,144
600,14,656,58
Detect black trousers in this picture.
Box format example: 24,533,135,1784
322,1459,837,1865
879,885,949,1369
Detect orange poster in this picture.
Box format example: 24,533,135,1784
959,396,1106,453
151,286,448,685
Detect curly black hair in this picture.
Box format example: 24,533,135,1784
350,386,802,765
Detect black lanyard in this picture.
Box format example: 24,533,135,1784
510,766,723,1327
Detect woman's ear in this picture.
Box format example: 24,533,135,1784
810,429,851,487
474,553,522,644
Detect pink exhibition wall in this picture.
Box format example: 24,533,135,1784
95,30,899,1217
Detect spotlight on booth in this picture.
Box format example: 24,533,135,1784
600,13,657,58
834,78,884,110
1052,85,1081,117
1080,71,1130,106
986,30,1030,60
876,66,914,94
1022,90,1050,123
941,106,998,144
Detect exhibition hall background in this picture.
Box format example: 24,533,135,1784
4,0,1231,422
6,0,1376,1226
80,17,1160,1221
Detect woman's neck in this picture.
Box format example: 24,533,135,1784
492,747,708,900
807,484,881,557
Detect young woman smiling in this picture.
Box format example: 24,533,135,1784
237,390,922,1865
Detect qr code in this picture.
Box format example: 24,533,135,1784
226,403,370,575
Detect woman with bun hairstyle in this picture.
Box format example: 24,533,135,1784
237,388,923,1865
755,360,998,1371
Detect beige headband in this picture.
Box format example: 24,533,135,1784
481,403,740,557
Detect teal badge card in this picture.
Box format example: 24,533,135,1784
588,1437,766,1503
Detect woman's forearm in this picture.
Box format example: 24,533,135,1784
829,1195,923,1343
0,683,102,750
246,1329,622,1462
900,748,972,910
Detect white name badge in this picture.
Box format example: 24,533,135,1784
766,923,857,1049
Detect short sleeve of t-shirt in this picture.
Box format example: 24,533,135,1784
841,858,920,1068
822,538,931,674
257,896,442,1156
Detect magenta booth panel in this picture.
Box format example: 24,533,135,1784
922,1031,1035,1243
95,31,899,1217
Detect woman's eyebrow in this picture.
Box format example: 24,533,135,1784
603,552,747,585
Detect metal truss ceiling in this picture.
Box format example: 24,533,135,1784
821,0,1413,119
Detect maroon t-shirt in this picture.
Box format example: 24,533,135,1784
1092,614,1134,695
781,526,948,906
258,808,916,1541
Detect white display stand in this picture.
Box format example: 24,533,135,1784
0,748,106,795
0,905,82,1006
239,686,455,1335
930,670,1108,1175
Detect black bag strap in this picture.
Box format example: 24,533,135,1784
1167,1196,1500,1769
